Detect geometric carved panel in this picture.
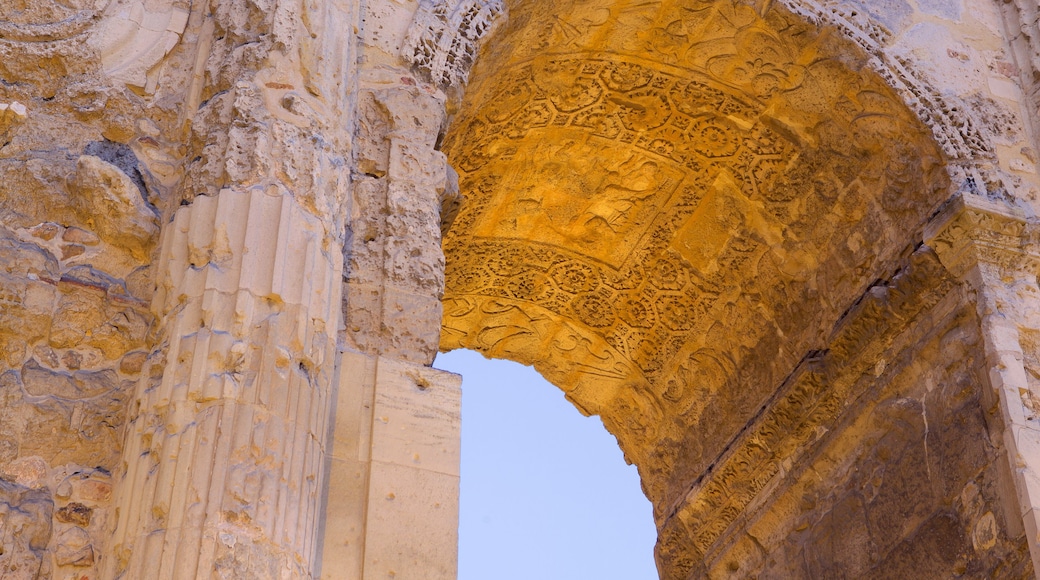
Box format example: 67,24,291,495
440,0,950,564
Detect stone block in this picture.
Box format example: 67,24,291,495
364,462,459,580
371,358,461,476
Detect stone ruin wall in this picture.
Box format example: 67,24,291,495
0,0,1037,578
0,0,363,576
0,1,190,576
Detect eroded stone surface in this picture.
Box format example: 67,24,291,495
0,1,183,571
1,0,1040,577
438,0,1040,577
441,0,949,518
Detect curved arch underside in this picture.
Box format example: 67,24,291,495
440,0,949,567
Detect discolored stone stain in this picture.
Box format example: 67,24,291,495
55,502,92,527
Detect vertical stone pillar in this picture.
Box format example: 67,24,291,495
343,86,452,364
104,0,358,576
321,81,463,578
1001,0,1040,141
925,192,1040,573
324,352,461,580
105,189,342,578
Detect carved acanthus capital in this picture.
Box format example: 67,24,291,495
924,192,1040,280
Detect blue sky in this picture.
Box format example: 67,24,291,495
433,349,659,580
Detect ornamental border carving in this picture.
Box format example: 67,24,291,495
924,192,1040,279
777,0,992,164
656,246,958,577
403,0,505,88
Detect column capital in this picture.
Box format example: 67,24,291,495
924,192,1040,279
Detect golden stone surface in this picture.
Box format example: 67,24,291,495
441,0,947,515
0,0,1039,576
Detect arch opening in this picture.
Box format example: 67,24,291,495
435,349,658,579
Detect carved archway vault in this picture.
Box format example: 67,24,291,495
439,0,950,574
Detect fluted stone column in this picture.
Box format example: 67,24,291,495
105,188,342,578
104,0,358,576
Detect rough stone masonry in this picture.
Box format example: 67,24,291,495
1,0,1040,578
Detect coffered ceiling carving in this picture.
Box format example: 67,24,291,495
440,0,949,529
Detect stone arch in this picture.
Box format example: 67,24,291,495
1,0,1036,577
433,0,1030,576
405,0,1015,191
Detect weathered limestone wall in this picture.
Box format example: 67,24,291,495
647,192,1040,579
693,246,1033,578
0,0,194,575
1000,0,1040,163
0,147,155,579
1,0,1040,578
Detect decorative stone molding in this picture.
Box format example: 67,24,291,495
778,0,992,163
1,0,1039,576
925,193,1040,574
90,0,190,92
402,0,505,88
924,192,1040,280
